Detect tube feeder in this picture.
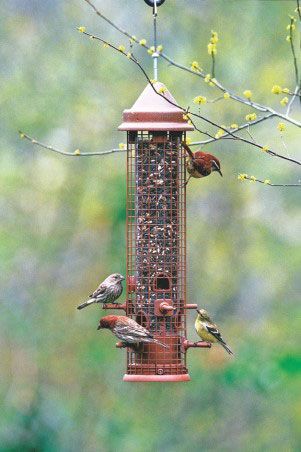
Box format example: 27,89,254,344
117,82,210,382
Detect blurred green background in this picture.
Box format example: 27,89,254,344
1,0,301,450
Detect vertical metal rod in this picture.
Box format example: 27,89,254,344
152,0,158,80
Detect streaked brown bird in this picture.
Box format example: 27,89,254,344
77,273,124,310
97,315,169,349
182,142,222,185
195,309,234,355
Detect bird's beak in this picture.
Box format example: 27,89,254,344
97,325,101,330
120,276,125,281
211,160,222,177
196,309,201,315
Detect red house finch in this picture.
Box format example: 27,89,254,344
97,315,169,349
195,309,234,355
182,142,222,185
77,273,124,310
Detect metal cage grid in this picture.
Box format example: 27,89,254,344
125,130,188,377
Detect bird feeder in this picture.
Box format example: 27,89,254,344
117,82,209,382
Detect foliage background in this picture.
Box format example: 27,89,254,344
1,0,300,450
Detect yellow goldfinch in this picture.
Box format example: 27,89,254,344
195,309,234,355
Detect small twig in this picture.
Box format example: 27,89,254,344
207,96,224,104
191,113,275,145
211,53,215,79
286,85,299,116
280,135,292,161
238,174,301,187
246,124,256,143
289,17,299,86
286,90,301,97
297,0,301,22
19,132,126,157
83,0,134,42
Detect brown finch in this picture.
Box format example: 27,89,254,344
77,273,124,310
195,309,234,355
97,315,169,349
182,142,222,185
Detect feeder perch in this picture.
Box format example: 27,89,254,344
154,299,174,316
182,339,212,352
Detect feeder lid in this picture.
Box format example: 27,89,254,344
118,82,194,131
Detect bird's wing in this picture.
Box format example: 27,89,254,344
205,324,227,345
90,284,106,298
194,154,206,161
118,319,153,340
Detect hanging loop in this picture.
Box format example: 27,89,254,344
144,0,166,7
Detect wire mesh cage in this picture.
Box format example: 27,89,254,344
119,82,194,381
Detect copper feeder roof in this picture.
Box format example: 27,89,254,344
118,82,194,131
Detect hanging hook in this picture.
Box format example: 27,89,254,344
143,0,166,80
152,0,158,80
143,0,166,7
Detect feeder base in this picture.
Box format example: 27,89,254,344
123,374,191,382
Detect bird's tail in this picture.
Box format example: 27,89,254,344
221,342,234,356
153,339,169,349
77,298,96,310
182,142,194,159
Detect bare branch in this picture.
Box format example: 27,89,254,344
246,124,256,143
83,0,134,42
297,0,301,22
207,96,225,104
289,17,299,86
211,53,215,79
82,0,301,128
19,132,126,157
191,113,275,145
238,174,301,187
286,85,299,116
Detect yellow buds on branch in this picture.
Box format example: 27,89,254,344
243,90,252,100
193,95,207,105
245,113,257,121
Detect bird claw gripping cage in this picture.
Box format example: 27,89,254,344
112,82,211,382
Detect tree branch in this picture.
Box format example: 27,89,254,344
297,0,301,21
289,17,299,87
83,0,134,42
286,85,299,116
191,113,275,145
82,0,301,128
238,174,301,187
81,29,301,167
19,132,126,157
211,53,216,79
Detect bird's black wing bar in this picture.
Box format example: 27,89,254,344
206,325,226,345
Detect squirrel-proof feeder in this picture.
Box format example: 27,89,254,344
118,82,208,382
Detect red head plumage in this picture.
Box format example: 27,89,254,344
97,315,119,330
